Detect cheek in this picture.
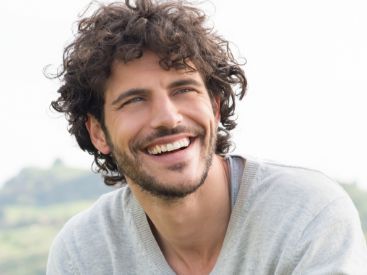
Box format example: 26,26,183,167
107,116,145,148
183,102,218,135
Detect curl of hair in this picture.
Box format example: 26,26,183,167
50,0,247,186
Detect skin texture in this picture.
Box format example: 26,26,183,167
86,51,231,274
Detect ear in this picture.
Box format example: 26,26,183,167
213,96,221,122
85,114,111,154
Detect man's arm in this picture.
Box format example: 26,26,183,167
291,196,367,274
47,234,74,275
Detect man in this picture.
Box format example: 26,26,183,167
47,0,367,274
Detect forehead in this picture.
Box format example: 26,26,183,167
105,51,205,95
113,51,199,76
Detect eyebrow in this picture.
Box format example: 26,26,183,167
111,78,202,106
167,78,202,90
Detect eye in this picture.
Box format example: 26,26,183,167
175,87,195,95
119,97,145,109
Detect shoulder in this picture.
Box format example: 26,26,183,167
252,159,348,215
60,186,132,235
255,161,367,272
232,157,367,272
47,187,135,273
236,157,359,239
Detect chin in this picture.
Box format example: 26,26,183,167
133,169,209,200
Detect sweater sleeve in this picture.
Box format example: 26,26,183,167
291,196,367,274
46,233,75,275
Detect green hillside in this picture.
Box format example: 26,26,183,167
0,159,111,206
0,160,113,275
342,183,367,237
0,161,366,275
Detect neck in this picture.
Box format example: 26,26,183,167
129,155,231,274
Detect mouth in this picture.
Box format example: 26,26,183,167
145,137,192,156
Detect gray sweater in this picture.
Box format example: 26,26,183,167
47,156,367,274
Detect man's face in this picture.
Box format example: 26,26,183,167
90,51,220,199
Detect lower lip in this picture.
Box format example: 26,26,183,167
145,138,197,164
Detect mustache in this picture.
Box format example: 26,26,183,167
132,125,205,152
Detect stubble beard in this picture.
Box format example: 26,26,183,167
108,126,217,200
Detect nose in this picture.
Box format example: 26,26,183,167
150,95,183,129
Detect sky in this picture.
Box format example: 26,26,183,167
1,0,366,188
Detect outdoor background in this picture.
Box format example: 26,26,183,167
1,0,366,274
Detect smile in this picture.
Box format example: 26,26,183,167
146,137,190,155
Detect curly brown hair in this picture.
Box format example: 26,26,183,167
50,0,247,186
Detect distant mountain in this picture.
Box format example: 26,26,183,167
0,159,113,206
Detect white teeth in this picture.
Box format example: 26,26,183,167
147,138,190,155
